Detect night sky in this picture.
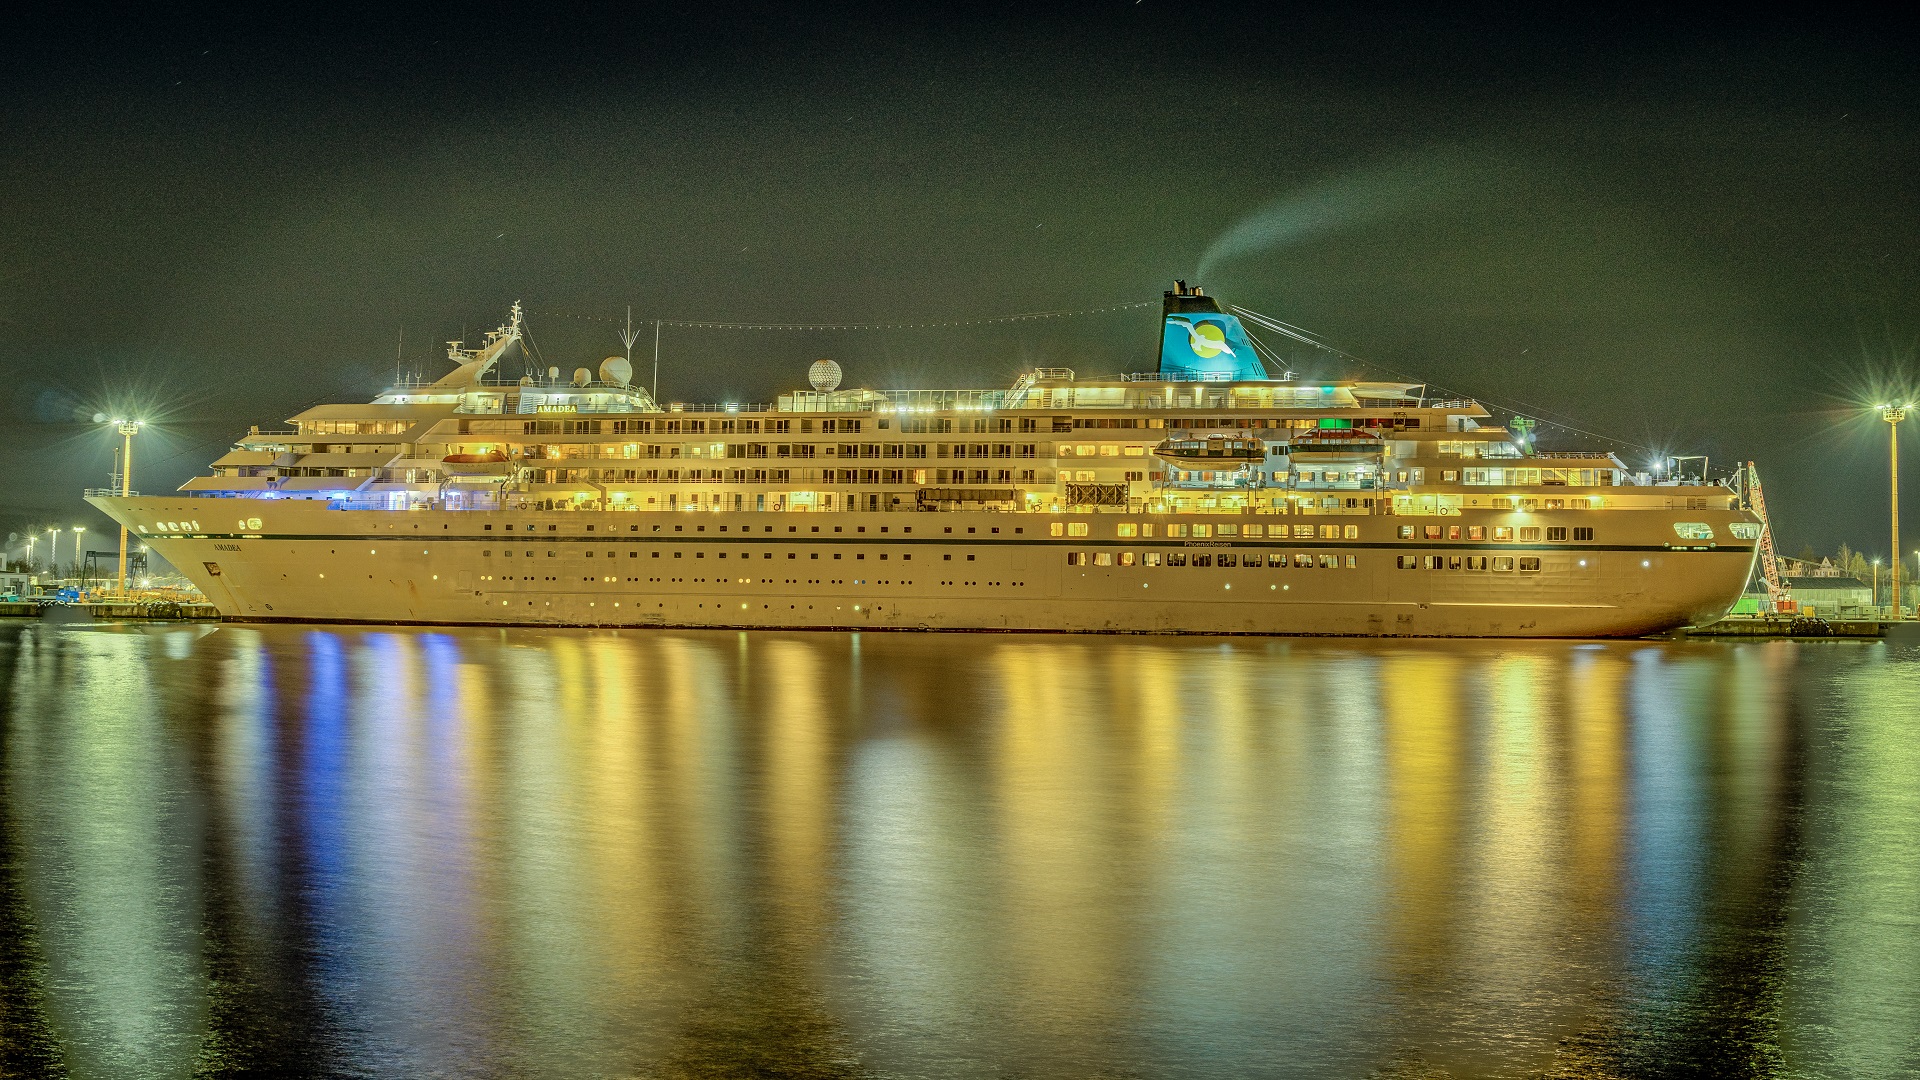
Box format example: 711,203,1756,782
6,4,1917,562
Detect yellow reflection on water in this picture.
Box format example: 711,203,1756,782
1380,651,1466,983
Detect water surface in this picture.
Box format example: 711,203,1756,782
2,623,1916,1078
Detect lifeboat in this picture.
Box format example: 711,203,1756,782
1285,428,1386,458
1152,434,1268,468
441,451,512,476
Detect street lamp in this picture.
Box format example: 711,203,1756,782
111,419,143,594
73,526,86,585
1880,404,1909,619
47,528,62,577
1872,557,1881,615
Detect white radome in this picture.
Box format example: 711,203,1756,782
809,358,842,392
600,356,633,386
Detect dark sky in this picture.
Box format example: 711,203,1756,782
6,3,1918,562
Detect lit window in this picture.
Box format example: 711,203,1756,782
1493,527,1514,541
1145,552,1163,566
1494,556,1515,571
1343,525,1358,539
1519,557,1541,572
1398,525,1415,539
1674,522,1715,540
1050,522,1064,537
1468,526,1485,540
1192,524,1213,538
1068,522,1089,537
1117,523,1138,538
1119,552,1136,566
1728,522,1760,540
1243,524,1264,538
1094,552,1113,566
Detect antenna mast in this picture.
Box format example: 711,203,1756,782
652,319,661,403
619,306,639,362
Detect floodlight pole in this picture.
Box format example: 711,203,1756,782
115,421,140,595
1884,405,1907,619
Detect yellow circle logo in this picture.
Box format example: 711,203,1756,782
1191,321,1228,358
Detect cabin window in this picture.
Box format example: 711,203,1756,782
1145,552,1162,566
1051,522,1064,537
1296,554,1315,568
1317,554,1336,568
1169,524,1189,538
1547,527,1568,541
1218,553,1237,567
1344,525,1359,539
1398,555,1418,569
1242,525,1263,538
1167,553,1188,566
1094,552,1113,566
1468,526,1485,540
1493,527,1514,541
1268,553,1286,567
1519,557,1541,572
1119,552,1136,566
1425,525,1443,539
1068,523,1089,537
1674,522,1715,540
1319,525,1339,539
1494,556,1515,571
1728,522,1759,540
1192,524,1213,538
1466,556,1488,570
1519,527,1542,542
1116,523,1138,538
1192,555,1213,567
1574,527,1595,541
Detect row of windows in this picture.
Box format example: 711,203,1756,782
1071,521,1363,539
1067,551,1358,568
1397,524,1595,542
1398,555,1542,572
481,521,1021,535
482,549,978,563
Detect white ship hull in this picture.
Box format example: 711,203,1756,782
93,497,1756,638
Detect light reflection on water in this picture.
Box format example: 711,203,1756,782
1,624,1916,1078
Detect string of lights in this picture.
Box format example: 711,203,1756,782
528,299,1158,331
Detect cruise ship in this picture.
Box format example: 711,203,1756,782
87,285,1760,636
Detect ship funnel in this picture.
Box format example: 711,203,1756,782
1157,282,1266,380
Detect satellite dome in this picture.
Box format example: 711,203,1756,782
599,356,633,387
547,366,560,380
809,358,842,393
572,367,593,387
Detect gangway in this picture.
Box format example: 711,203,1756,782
1745,461,1791,613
